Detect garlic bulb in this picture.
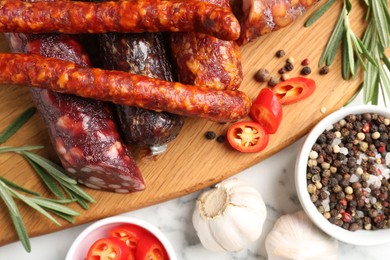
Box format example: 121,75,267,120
192,178,267,252
265,211,338,260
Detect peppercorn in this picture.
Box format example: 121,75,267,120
275,50,285,58
278,67,286,75
255,68,271,82
301,58,310,66
281,73,290,81
284,62,294,71
300,66,311,75
319,66,330,75
205,131,216,140
216,135,226,143
268,76,280,87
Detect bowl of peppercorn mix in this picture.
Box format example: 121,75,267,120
295,105,390,246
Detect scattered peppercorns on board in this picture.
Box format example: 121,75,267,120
307,113,390,231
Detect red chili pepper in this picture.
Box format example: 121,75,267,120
272,77,316,105
227,121,269,153
86,237,132,260
250,88,283,134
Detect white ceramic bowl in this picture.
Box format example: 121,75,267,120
295,105,390,246
66,216,177,260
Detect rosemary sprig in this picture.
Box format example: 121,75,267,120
305,0,390,105
0,107,95,252
0,107,36,144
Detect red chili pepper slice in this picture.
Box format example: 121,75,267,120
86,237,132,260
109,224,143,252
110,224,169,260
250,88,283,134
135,232,169,260
272,77,316,105
227,121,269,153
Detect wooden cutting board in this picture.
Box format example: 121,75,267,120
0,0,386,246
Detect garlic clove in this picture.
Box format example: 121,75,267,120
192,213,227,252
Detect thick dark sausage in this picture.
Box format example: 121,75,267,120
0,0,240,41
170,0,243,91
99,32,184,152
231,0,317,45
0,53,251,122
5,34,145,193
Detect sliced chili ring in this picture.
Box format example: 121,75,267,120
227,121,269,153
272,77,316,105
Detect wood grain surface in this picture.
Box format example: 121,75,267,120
0,0,386,246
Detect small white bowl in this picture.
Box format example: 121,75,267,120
295,105,390,246
65,216,177,259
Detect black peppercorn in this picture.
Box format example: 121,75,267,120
216,135,226,143
319,66,329,75
301,66,311,75
205,131,216,140
284,62,294,71
275,50,285,58
255,68,271,82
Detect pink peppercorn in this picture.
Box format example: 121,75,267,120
362,123,371,133
341,212,352,222
301,58,310,66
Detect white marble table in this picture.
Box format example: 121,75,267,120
1,97,390,259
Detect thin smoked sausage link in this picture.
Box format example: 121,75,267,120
0,0,240,41
0,53,251,122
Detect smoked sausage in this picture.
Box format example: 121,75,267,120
231,0,318,45
5,34,145,193
99,32,184,153
0,0,240,41
170,0,243,91
0,53,251,122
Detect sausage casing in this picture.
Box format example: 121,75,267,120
231,0,317,45
170,0,243,90
0,53,251,122
5,34,145,193
0,0,240,41
99,32,184,148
